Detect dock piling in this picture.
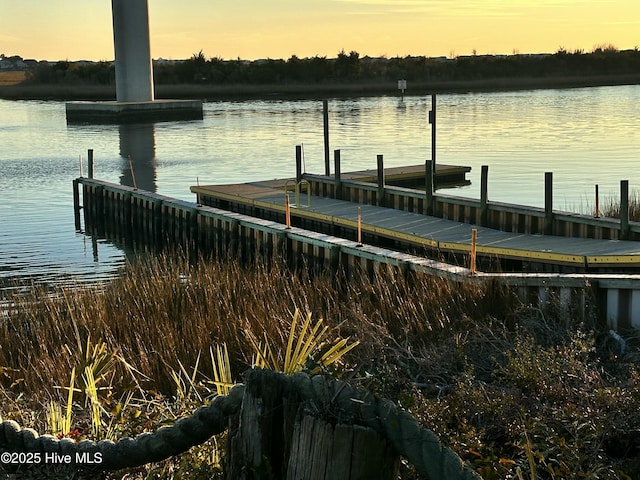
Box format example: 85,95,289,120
334,149,342,200
296,145,303,183
429,94,436,171
425,160,434,216
621,180,630,240
480,165,489,226
595,184,600,218
73,178,81,230
377,154,385,207
323,100,330,176
88,149,94,179
470,228,477,274
544,172,553,235
285,193,291,229
357,207,363,246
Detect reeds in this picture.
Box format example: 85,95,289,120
601,189,640,222
3,253,640,478
0,253,503,395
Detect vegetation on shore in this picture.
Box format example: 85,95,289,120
1,45,640,100
2,253,640,479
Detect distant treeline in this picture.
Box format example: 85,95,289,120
23,47,640,87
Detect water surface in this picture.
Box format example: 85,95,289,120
1,85,638,289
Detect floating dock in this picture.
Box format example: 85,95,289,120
191,177,640,272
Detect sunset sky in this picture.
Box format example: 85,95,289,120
2,0,639,61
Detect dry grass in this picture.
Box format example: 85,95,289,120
0,71,27,86
601,190,640,222
3,253,640,479
0,253,504,395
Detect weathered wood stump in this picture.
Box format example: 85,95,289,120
225,369,399,480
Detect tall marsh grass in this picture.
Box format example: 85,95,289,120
602,189,640,222
3,253,640,478
0,253,506,394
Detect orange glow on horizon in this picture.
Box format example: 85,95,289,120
2,1,638,62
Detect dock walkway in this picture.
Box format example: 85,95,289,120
192,181,640,270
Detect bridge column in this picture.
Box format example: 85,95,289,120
111,0,154,102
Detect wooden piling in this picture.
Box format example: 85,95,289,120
621,180,630,240
470,228,477,274
377,154,385,207
88,149,94,179
425,159,434,216
296,145,303,183
357,207,362,246
334,149,342,200
544,172,553,235
323,100,330,176
480,165,488,227
225,370,399,480
72,179,81,230
429,94,436,171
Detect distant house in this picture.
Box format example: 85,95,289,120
0,55,27,69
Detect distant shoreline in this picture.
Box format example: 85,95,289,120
1,73,639,101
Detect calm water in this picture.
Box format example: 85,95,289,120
1,85,639,289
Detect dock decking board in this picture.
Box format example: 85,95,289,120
192,181,640,270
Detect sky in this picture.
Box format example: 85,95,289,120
1,0,639,61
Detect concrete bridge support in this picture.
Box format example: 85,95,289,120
112,0,154,102
66,0,202,122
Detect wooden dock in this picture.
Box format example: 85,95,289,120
75,177,640,329
192,180,640,271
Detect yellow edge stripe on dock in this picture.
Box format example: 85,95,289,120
439,241,586,265
587,255,640,265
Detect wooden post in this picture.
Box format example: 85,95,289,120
229,219,240,258
470,228,477,274
96,185,105,236
334,149,342,200
425,159,434,216
377,154,385,207
429,94,436,172
225,370,400,480
594,184,600,218
285,193,291,229
480,165,489,227
129,156,138,190
544,172,553,235
296,145,303,183
621,180,630,240
189,208,199,247
88,149,94,179
73,179,81,230
153,200,163,244
357,207,363,246
323,100,330,176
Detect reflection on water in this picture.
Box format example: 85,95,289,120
119,123,157,192
1,85,639,290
